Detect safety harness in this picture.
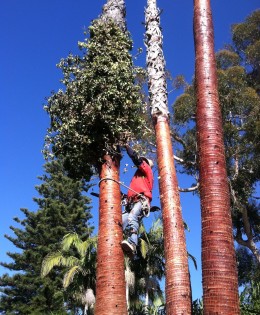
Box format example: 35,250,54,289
97,177,153,217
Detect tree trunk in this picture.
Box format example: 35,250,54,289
100,0,126,32
193,0,240,313
145,1,191,314
94,2,128,314
95,154,127,315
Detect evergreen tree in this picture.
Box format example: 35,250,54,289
0,160,93,314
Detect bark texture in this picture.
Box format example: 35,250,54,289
193,0,240,313
95,155,127,315
101,0,126,32
145,0,169,118
155,118,191,314
94,2,128,314
145,1,191,313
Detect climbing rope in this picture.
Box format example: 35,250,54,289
98,177,150,217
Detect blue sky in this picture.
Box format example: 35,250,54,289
1,0,259,302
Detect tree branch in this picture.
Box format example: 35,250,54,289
179,183,199,192
229,181,260,263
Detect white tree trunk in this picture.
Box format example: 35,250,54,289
101,0,126,31
145,0,169,118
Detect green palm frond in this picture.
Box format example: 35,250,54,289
139,223,146,234
63,265,82,288
140,238,149,259
41,251,63,277
62,256,81,268
61,233,81,252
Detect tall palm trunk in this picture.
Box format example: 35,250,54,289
193,0,240,313
95,154,127,315
95,1,127,314
145,1,191,313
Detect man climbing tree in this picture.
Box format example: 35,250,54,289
121,144,154,258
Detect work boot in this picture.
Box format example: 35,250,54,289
121,240,136,259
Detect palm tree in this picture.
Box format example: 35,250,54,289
127,219,165,313
193,0,240,313
94,1,128,314
145,0,191,313
41,232,97,314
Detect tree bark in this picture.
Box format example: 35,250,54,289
145,1,191,313
100,0,126,32
95,154,127,315
193,0,240,313
94,2,127,314
155,118,191,314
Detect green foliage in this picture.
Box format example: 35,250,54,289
41,232,97,312
42,232,96,288
0,160,93,314
127,219,165,312
232,9,260,92
44,19,147,179
240,281,260,314
192,299,203,315
236,247,260,287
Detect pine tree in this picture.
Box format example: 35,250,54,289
0,160,93,314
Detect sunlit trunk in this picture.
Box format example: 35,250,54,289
193,0,240,313
94,1,128,314
145,0,191,313
95,154,127,315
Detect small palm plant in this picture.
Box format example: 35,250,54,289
126,218,165,313
41,232,97,314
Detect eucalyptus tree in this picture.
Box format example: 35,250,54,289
144,0,191,313
193,0,239,313
44,0,146,313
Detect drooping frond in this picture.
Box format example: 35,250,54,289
61,233,81,252
41,251,63,277
63,265,82,288
140,238,149,259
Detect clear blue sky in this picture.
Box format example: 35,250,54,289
1,0,259,302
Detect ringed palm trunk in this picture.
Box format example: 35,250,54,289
193,0,240,313
95,154,127,314
145,1,191,313
95,1,127,314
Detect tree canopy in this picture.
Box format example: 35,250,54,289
44,18,147,179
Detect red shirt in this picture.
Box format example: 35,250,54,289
127,160,154,202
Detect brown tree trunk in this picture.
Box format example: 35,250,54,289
95,154,127,315
193,0,240,313
145,1,191,313
94,2,127,314
155,118,192,314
